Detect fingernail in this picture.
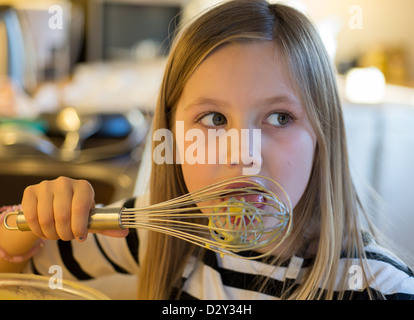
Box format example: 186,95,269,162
77,236,84,242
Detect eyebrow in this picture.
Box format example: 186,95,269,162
261,95,300,106
183,98,227,111
183,95,300,111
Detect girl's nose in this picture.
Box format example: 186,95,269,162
226,127,262,175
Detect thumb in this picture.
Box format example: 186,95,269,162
93,229,130,238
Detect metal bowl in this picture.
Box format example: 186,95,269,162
0,273,110,300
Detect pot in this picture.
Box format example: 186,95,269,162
0,273,110,300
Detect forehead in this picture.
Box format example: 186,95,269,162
176,41,300,110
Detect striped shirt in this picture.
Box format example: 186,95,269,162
23,196,414,300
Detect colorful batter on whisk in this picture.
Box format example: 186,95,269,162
208,197,264,245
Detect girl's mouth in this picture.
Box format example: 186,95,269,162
216,180,270,227
222,181,268,210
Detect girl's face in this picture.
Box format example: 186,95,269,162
174,41,316,210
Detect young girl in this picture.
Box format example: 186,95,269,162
1,0,413,300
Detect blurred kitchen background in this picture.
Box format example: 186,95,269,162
0,0,413,266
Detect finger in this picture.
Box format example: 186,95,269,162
71,180,95,241
53,180,75,241
37,181,60,240
21,185,45,239
94,229,129,238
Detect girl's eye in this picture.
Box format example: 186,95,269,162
266,112,291,127
198,112,227,127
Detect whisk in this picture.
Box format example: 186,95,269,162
4,175,292,259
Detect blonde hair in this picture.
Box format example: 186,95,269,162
137,0,377,300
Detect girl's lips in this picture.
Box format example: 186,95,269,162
222,181,267,209
213,180,269,227
225,194,265,208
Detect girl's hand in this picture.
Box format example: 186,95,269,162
21,176,129,241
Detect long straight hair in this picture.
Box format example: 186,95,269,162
137,0,376,300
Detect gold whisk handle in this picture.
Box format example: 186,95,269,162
86,207,125,230
4,208,125,231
